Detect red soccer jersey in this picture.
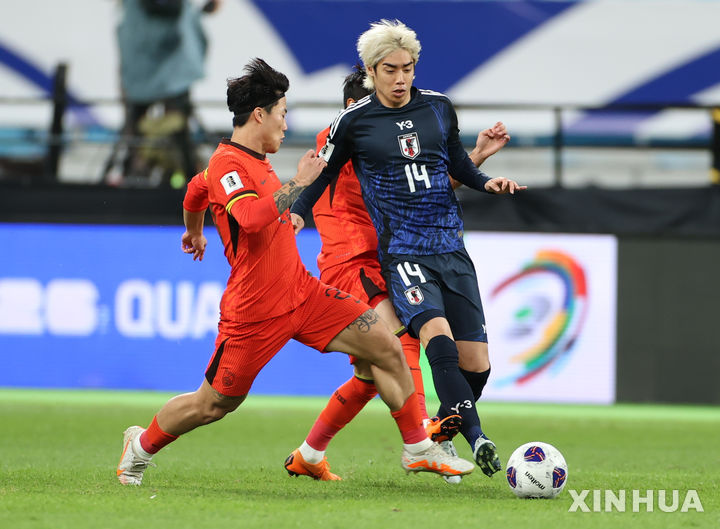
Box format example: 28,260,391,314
312,127,378,272
184,139,313,322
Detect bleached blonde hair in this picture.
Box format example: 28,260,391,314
356,19,421,90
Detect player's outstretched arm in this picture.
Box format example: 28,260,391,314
484,177,527,195
273,150,327,214
469,121,511,167
451,122,511,190
290,165,337,221
466,122,524,194
227,151,327,234
447,125,525,195
182,209,208,261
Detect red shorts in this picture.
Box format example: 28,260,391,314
320,252,390,366
319,251,388,308
205,277,368,396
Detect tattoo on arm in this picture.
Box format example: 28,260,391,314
348,309,380,334
273,180,306,214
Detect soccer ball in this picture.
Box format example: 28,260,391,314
505,441,568,499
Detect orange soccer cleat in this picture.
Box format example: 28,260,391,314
424,414,462,443
284,449,342,481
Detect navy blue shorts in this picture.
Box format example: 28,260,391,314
382,248,487,342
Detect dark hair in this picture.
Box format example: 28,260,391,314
227,58,289,127
342,64,371,108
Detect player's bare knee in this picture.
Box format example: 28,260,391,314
457,340,490,371
202,392,245,424
335,309,404,368
387,331,404,358
201,405,229,424
370,331,405,371
353,359,374,380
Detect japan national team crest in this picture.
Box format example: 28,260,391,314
398,132,420,159
404,285,424,305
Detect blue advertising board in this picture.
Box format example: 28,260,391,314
0,224,618,403
0,223,351,395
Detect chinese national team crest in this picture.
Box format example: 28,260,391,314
398,132,420,159
404,286,424,305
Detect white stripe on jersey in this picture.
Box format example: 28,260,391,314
419,89,448,98
329,95,372,138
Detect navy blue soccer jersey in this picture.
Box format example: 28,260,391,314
292,87,493,259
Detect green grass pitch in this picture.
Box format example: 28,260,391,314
1,389,718,529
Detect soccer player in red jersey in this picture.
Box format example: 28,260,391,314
116,58,474,486
285,66,511,482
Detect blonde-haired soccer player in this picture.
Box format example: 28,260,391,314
292,20,526,478
287,66,511,484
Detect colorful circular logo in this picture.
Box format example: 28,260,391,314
490,250,587,386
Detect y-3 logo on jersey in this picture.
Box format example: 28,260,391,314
398,132,420,160
396,120,413,130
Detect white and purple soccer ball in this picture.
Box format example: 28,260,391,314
505,441,568,499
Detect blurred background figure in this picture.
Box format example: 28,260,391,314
104,0,222,188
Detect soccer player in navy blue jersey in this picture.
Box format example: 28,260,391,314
291,19,526,478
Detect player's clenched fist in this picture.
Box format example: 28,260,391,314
295,150,327,186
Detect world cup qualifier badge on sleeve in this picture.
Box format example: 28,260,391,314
220,171,244,195
319,141,335,162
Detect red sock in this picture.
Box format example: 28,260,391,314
390,392,427,444
306,376,377,451
139,416,178,454
400,333,427,420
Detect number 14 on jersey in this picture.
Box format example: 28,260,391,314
404,163,430,192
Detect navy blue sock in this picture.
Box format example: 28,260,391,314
425,335,483,448
462,367,491,401
437,367,491,438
